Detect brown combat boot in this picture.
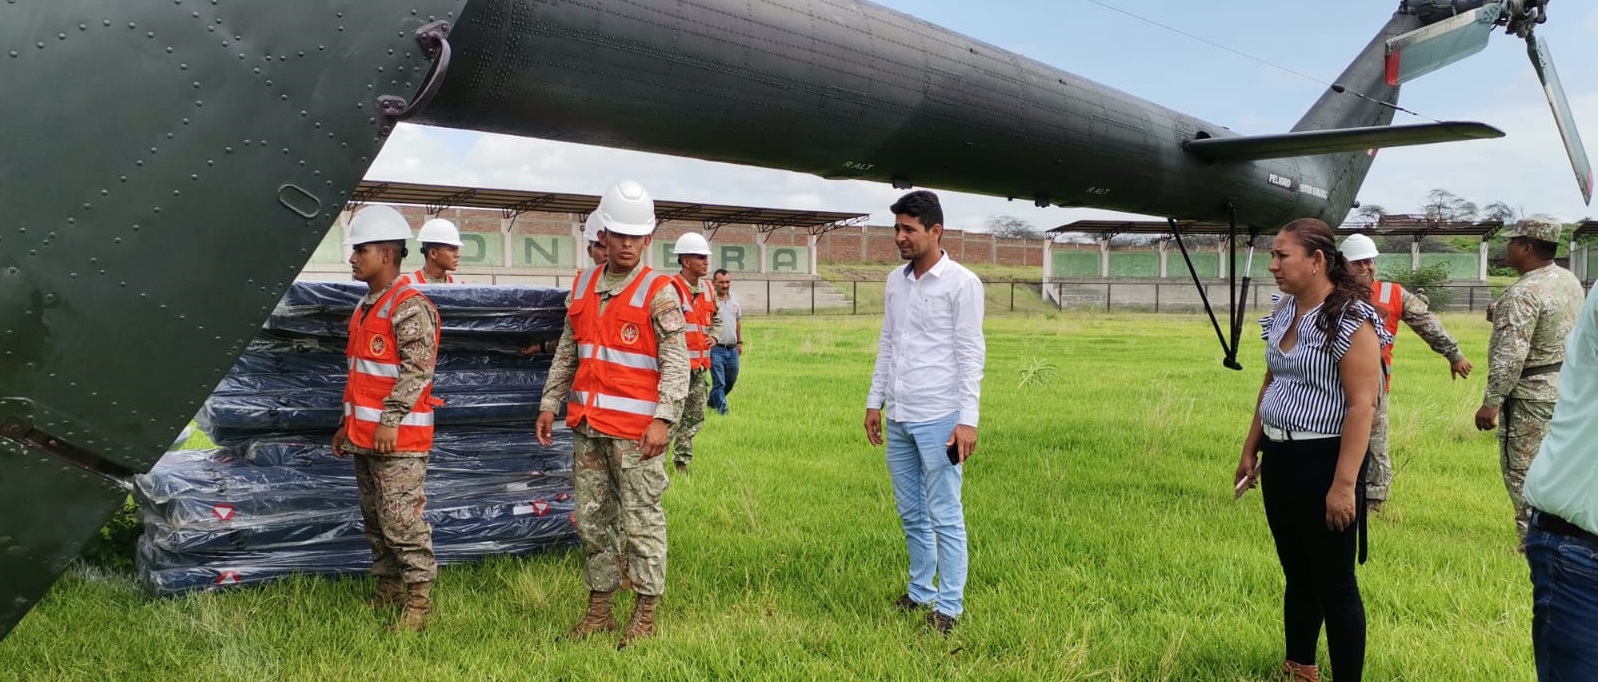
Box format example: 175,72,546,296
368,578,404,609
616,594,659,650
388,581,432,632
562,590,618,640
1279,660,1320,681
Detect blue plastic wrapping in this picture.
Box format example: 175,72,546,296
264,282,568,339
224,350,544,387
141,485,576,553
137,533,576,596
235,425,572,467
135,280,578,597
136,449,571,511
195,389,540,435
214,366,548,395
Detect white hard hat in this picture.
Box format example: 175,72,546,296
597,180,656,236
1339,233,1380,262
344,205,413,246
417,218,462,246
583,210,604,244
674,232,711,256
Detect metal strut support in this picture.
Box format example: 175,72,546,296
1169,204,1253,371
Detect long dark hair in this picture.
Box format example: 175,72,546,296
1279,218,1371,341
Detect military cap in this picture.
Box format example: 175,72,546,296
1503,219,1563,245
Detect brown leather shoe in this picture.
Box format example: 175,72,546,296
927,610,957,635
368,578,404,609
388,581,433,632
894,594,928,612
617,594,659,649
562,590,618,640
1279,660,1320,681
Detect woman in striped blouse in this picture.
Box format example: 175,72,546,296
1236,218,1389,682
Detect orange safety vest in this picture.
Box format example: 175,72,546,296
673,275,714,372
1371,280,1404,391
395,269,455,286
566,267,675,440
342,283,441,452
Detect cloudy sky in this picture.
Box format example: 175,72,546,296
368,0,1598,232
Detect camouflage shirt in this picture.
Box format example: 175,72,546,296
539,263,690,429
1483,264,1586,408
343,280,440,458
1397,287,1463,363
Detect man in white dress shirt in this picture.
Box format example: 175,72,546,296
863,190,986,635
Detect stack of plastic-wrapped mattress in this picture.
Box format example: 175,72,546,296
136,281,578,596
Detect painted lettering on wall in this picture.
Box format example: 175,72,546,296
719,245,748,272
460,233,488,263
770,247,802,273
515,235,573,269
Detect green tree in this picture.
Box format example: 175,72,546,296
1381,261,1455,308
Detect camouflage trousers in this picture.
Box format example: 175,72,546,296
1364,388,1392,501
354,454,436,583
1500,398,1555,540
573,430,670,596
670,369,710,466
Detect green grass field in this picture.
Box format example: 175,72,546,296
0,313,1533,681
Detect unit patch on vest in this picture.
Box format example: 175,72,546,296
369,333,388,355
620,322,640,346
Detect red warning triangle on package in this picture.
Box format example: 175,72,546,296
211,504,236,521
215,570,241,586
531,500,551,516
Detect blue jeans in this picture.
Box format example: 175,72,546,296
709,346,740,414
885,412,967,618
1527,512,1598,681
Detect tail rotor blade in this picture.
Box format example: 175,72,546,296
1528,33,1595,205
1384,3,1504,86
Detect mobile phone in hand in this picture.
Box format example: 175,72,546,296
946,442,961,466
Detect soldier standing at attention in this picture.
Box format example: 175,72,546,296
668,232,719,474
1337,234,1472,513
396,217,462,285
1475,219,1585,543
536,180,690,649
331,205,443,632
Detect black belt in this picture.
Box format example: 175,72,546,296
716,343,738,349
1534,510,1598,545
1522,362,1562,378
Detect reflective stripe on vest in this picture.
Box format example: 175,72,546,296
349,357,401,379
1370,280,1405,391
566,267,672,439
578,343,662,371
569,390,659,418
345,403,437,427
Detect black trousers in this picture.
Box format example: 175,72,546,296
1261,435,1368,680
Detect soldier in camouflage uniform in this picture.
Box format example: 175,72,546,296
331,205,441,633
669,233,720,474
1474,220,1585,542
536,181,690,649
1340,234,1472,513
